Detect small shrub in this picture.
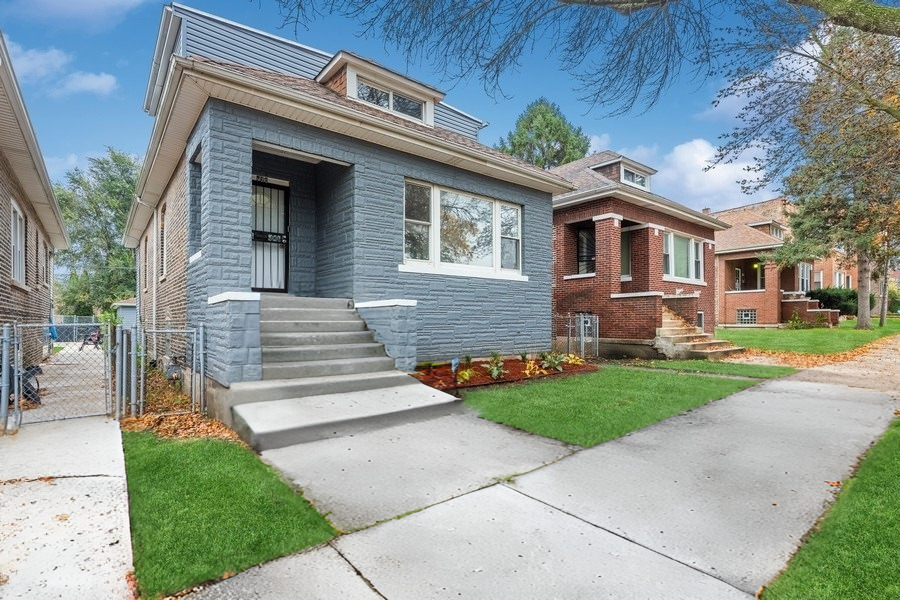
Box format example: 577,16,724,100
519,351,528,363
540,351,565,372
564,353,585,366
808,287,874,316
482,351,508,380
786,310,812,330
456,368,476,384
524,360,547,378
462,354,472,368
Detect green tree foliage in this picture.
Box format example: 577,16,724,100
775,30,900,329
55,148,140,315
496,98,589,169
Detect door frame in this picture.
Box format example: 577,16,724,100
250,176,290,293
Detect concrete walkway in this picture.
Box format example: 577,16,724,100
0,417,133,599
184,368,896,598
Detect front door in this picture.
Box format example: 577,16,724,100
251,180,288,292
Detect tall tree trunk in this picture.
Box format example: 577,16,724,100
879,258,889,327
855,249,872,329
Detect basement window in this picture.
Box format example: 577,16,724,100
736,309,757,325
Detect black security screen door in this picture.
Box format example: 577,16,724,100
251,181,288,292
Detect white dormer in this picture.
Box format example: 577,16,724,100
316,51,444,127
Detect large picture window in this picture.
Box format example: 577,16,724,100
403,181,522,277
663,231,704,283
11,201,25,284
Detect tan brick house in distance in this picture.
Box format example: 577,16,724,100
551,152,737,359
711,198,853,327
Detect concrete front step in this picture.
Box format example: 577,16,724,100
661,334,714,344
261,307,362,322
673,340,733,352
682,346,746,360
261,330,378,347
656,326,702,337
259,294,353,310
262,356,397,380
263,342,386,363
260,319,367,333
232,385,464,451
215,371,419,427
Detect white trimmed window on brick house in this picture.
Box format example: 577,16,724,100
10,200,25,285
662,231,704,283
799,262,812,292
401,180,524,280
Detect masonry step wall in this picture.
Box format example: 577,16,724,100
215,293,453,452
655,307,744,360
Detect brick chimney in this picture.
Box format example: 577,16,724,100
702,207,711,214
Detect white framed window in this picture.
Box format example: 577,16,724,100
847,275,852,289
662,231,704,283
357,79,424,121
622,167,648,188
402,181,523,279
576,225,595,275
813,270,823,290
10,200,25,284
799,262,812,292
737,309,757,325
770,225,783,239
834,271,845,288
620,230,631,278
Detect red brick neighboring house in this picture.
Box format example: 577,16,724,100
551,152,730,357
0,33,69,366
712,198,849,327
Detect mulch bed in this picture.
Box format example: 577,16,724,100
412,359,597,392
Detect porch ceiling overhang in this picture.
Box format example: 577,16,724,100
0,38,69,249
553,186,729,231
124,56,573,247
715,243,783,256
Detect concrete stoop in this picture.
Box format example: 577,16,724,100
221,294,456,451
654,308,744,360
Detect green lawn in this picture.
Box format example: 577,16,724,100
629,360,796,379
462,366,757,447
763,419,900,599
717,318,900,354
124,432,336,599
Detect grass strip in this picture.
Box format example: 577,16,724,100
716,319,900,354
462,366,757,447
630,360,796,379
763,419,900,600
124,432,336,599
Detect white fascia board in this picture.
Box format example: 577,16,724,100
715,243,783,255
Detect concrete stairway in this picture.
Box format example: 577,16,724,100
226,294,461,451
653,307,744,360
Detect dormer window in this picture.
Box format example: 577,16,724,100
317,51,442,127
357,79,423,120
623,168,648,189
770,225,783,239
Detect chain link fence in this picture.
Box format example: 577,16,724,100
135,327,205,418
2,322,112,431
552,313,600,357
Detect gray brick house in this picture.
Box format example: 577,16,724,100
123,4,571,394
0,32,69,367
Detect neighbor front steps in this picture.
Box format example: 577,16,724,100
654,308,744,360
222,294,461,451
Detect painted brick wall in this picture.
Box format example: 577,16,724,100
0,151,53,366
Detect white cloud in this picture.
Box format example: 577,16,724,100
651,139,777,213
588,133,611,154
2,0,154,30
44,153,83,183
3,37,71,83
51,71,117,97
615,144,660,168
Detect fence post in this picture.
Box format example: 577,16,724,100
130,324,138,418
198,323,206,413
115,325,123,420
139,329,146,416
1,324,10,434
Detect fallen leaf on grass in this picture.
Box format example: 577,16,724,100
121,413,246,446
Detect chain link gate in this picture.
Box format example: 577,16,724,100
552,313,600,357
2,322,112,433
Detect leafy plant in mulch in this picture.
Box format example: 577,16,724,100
482,351,508,380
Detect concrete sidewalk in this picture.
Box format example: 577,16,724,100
185,377,895,599
0,417,133,599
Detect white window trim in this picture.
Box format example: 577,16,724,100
401,181,527,281
662,230,705,284
10,200,25,285
621,165,650,190
348,69,433,126
564,272,595,280
799,262,812,292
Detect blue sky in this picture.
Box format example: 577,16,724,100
0,0,776,212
